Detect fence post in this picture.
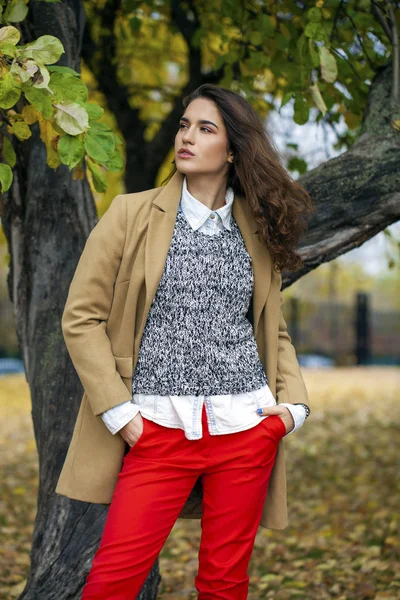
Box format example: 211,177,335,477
355,292,371,365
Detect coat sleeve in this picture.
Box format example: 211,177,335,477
275,271,310,408
61,194,133,417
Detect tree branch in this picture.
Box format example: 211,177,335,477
282,61,400,288
371,0,393,43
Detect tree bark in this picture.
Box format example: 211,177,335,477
1,0,399,598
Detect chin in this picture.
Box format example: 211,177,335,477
175,163,198,175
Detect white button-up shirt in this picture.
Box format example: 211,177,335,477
101,176,306,439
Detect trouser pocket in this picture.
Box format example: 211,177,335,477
128,415,147,451
262,414,287,442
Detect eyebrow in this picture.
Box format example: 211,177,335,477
180,116,219,129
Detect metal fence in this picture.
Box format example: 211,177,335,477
283,293,400,366
1,293,399,366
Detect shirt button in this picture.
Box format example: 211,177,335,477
210,213,215,219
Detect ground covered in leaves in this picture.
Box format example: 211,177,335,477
0,367,399,599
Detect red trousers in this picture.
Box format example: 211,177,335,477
81,403,286,600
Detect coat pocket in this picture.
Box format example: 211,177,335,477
114,355,133,378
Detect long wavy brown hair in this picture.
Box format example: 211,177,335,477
163,83,315,273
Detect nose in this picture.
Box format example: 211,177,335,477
181,126,195,144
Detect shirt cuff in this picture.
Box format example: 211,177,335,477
101,400,140,435
279,403,307,436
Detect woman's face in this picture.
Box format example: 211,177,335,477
174,97,233,177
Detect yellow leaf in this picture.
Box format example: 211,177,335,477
38,117,61,169
392,119,400,132
310,81,327,114
9,120,31,141
21,104,39,125
72,165,85,180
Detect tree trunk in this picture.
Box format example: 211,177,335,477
1,1,161,598
1,0,399,597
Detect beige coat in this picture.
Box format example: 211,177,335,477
55,169,309,530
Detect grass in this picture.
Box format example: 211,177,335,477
0,367,399,599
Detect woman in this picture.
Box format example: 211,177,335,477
56,84,313,599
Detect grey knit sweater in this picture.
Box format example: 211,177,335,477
131,208,268,396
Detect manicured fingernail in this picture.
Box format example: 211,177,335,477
257,408,263,414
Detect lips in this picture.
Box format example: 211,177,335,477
178,149,194,157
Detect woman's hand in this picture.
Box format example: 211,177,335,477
257,405,294,435
119,412,144,447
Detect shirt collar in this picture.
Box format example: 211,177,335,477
179,175,234,231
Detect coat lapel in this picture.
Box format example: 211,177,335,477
232,191,272,336
144,170,183,328
144,169,272,338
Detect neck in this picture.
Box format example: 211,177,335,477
185,173,228,211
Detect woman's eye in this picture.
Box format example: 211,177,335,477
178,124,211,133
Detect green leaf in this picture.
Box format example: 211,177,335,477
48,65,80,77
307,7,322,23
87,159,107,193
19,35,65,65
249,31,263,46
103,148,124,172
0,42,18,57
0,25,20,45
83,102,104,121
215,54,225,70
308,39,320,68
53,101,89,135
4,0,28,23
279,91,294,112
191,28,203,49
22,84,53,119
124,0,137,11
88,121,113,132
245,51,267,69
49,72,88,103
58,134,85,169
304,22,327,42
296,34,309,65
0,162,13,192
304,22,319,39
225,51,238,65
221,0,242,20
319,46,338,83
129,16,141,33
276,32,290,50
84,128,115,163
0,72,21,109
257,14,274,36
3,136,16,167
293,92,309,125
10,120,31,141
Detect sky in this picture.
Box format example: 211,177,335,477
266,100,399,276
